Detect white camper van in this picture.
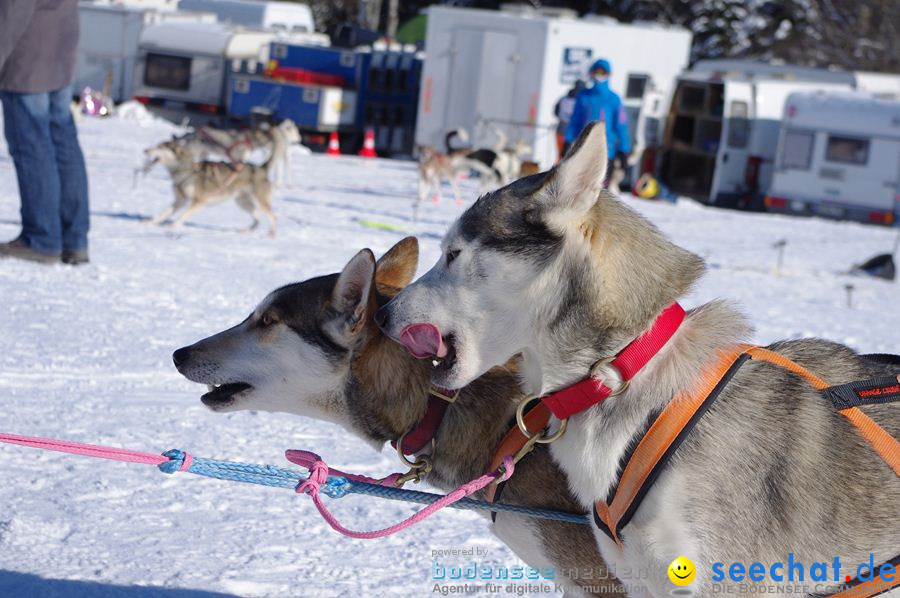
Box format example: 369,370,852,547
660,60,856,207
415,6,692,169
177,0,315,33
75,2,215,103
132,22,276,120
765,91,900,226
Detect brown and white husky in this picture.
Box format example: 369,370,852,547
172,237,622,597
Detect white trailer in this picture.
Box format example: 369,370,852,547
132,22,277,120
177,0,315,33
415,6,692,169
75,2,215,103
765,91,900,226
659,60,862,207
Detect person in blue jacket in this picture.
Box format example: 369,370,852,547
564,58,631,187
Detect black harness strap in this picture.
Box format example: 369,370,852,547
861,353,900,366
823,376,900,411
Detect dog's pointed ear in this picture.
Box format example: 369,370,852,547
327,249,376,340
540,122,607,217
375,237,418,297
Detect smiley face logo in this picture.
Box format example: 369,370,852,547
668,556,696,586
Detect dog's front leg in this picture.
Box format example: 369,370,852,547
148,205,176,226
168,202,206,228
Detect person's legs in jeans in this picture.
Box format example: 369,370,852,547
1,90,62,254
48,86,89,252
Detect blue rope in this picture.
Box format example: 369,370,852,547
158,449,589,526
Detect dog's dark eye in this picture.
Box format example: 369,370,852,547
261,313,276,327
446,249,460,266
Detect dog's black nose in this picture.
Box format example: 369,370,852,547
172,347,191,368
374,305,390,330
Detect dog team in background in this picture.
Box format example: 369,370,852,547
139,119,299,234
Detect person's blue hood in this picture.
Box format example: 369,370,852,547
590,58,611,74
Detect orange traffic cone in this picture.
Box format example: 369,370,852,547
326,131,340,156
359,128,377,158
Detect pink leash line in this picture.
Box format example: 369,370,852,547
294,453,515,539
0,432,191,471
0,433,516,538
285,449,402,487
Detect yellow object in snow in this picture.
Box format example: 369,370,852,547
636,173,660,199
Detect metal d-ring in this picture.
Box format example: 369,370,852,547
590,356,630,396
395,430,436,468
515,396,568,444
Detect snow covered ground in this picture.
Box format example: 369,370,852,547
0,109,898,598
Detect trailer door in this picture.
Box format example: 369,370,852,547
445,28,517,143
710,82,753,203
445,29,483,133
474,31,517,140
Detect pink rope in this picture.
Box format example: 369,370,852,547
295,455,515,539
0,432,169,466
285,449,402,487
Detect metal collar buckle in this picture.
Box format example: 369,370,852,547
429,385,459,403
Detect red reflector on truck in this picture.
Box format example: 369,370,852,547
868,211,894,225
764,196,787,209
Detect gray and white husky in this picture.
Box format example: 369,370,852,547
141,120,299,188
376,123,900,597
172,238,622,597
145,140,277,235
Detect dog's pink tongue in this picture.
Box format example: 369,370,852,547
399,323,448,359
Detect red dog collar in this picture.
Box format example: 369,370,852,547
542,303,686,419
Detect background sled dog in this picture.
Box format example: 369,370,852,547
144,140,276,235
417,128,531,207
172,237,621,598
377,123,900,597
141,120,299,188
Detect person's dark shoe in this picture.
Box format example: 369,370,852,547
61,248,90,265
0,238,60,264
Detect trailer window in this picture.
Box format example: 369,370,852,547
825,135,869,166
626,75,649,100
781,129,814,170
144,53,191,91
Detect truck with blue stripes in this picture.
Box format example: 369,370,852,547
227,42,423,156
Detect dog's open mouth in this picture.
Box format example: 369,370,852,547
396,323,458,381
201,382,252,407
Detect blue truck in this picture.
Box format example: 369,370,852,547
227,42,423,156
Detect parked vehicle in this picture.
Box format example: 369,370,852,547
74,2,215,103
228,41,423,155
177,0,315,33
132,22,277,121
415,6,692,169
765,91,900,226
659,60,858,208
